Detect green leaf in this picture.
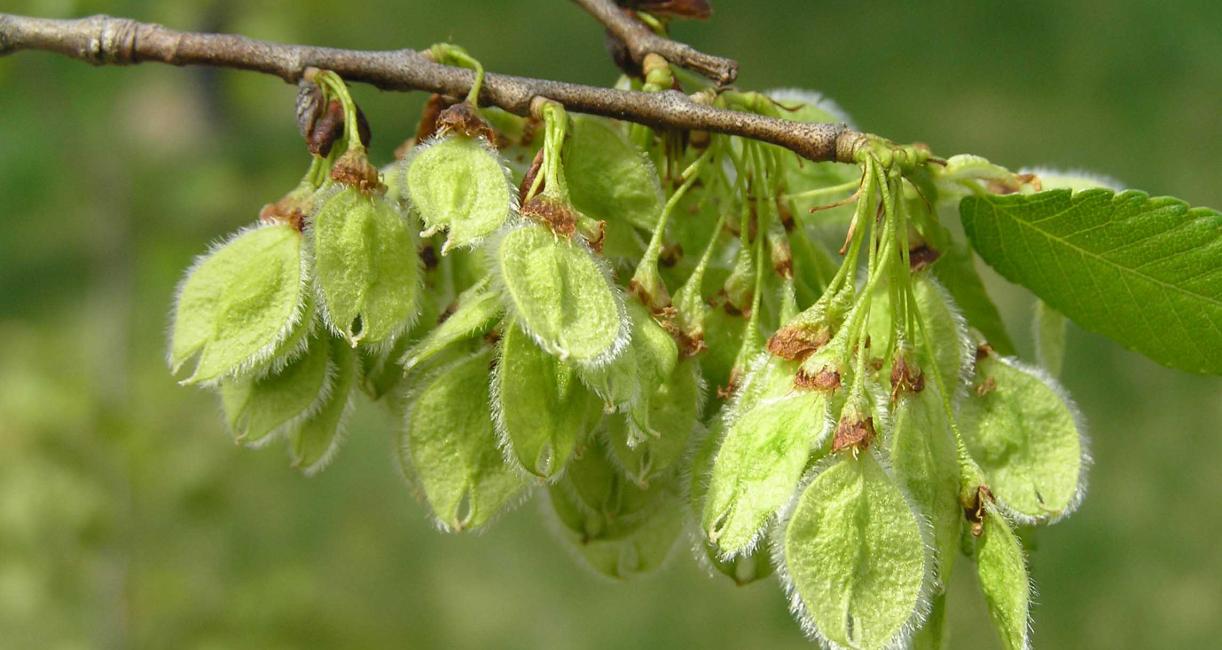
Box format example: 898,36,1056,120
400,347,527,531
289,337,358,475
493,323,600,479
890,384,962,588
960,353,1086,523
1034,300,1068,377
220,333,332,447
783,452,930,650
313,188,421,346
403,135,514,252
170,222,308,384
493,223,626,365
703,356,830,556
961,189,1222,374
606,359,702,486
975,508,1031,650
564,116,664,232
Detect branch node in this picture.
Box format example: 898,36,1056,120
83,15,138,65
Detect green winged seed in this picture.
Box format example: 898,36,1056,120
220,333,332,447
913,274,972,396
703,356,830,557
256,289,316,375
290,337,357,475
563,115,664,231
493,323,600,479
582,300,677,411
494,222,626,365
865,274,969,391
313,187,421,346
401,347,527,532
403,135,514,252
546,441,684,579
170,222,307,385
400,283,502,372
607,359,702,486
960,354,1087,522
550,440,658,536
548,479,685,581
889,384,962,587
782,452,929,650
976,507,1031,650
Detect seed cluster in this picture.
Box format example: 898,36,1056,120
169,66,1089,649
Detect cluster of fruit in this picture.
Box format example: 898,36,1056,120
168,59,1088,649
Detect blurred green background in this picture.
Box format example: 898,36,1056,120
1,1,1219,648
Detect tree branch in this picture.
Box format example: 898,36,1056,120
0,12,860,163
571,0,738,85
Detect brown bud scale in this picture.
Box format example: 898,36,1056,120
767,324,830,362
831,416,876,453
793,368,840,392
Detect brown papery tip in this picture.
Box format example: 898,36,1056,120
330,151,383,194
793,368,840,392
767,324,830,362
831,416,876,453
521,196,578,238
890,355,925,398
436,102,497,143
258,202,306,232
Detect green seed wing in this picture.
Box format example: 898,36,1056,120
494,223,626,365
403,135,514,251
170,223,307,384
400,347,527,531
960,354,1087,522
782,453,930,650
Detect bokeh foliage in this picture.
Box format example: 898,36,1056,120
0,1,1219,647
